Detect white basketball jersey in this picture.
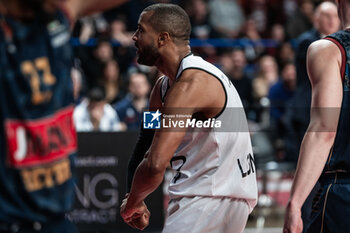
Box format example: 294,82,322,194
160,54,257,212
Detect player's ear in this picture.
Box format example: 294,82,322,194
158,32,170,46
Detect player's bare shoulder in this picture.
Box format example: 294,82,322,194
172,69,215,102
174,69,226,109
307,39,343,83
176,69,222,91
308,39,342,65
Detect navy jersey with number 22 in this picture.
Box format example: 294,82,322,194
0,8,77,224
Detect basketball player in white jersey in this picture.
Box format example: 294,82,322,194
120,4,258,233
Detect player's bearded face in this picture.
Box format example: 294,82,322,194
137,41,160,66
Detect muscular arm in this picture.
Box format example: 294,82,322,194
64,0,129,22
285,39,343,232
123,69,225,213
126,77,163,191
289,39,342,209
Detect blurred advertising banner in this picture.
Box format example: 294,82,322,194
67,132,164,233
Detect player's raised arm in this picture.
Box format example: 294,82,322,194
283,39,343,233
64,0,129,22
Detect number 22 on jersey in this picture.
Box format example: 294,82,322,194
21,57,56,105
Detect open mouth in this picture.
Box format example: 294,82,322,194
135,45,140,54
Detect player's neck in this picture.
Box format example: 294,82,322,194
156,45,191,82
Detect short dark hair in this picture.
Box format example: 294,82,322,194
143,3,191,44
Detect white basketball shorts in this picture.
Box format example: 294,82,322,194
162,196,250,233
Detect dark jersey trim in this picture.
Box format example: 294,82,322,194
160,76,170,103
175,52,193,80
183,52,193,59
177,67,228,119
160,77,164,102
325,37,346,81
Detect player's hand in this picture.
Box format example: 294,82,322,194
120,194,150,230
283,202,303,233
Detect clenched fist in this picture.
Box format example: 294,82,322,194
120,194,151,230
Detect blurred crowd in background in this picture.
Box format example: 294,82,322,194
71,0,340,165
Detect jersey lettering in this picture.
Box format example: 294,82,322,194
5,106,76,168
170,156,186,183
237,153,255,178
21,158,71,192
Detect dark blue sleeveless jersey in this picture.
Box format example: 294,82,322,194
0,9,77,223
324,30,350,172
